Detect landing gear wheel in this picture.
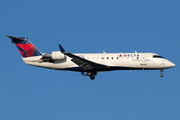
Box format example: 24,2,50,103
160,74,163,77
90,75,95,80
160,69,164,77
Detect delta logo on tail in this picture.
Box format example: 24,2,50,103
7,36,41,57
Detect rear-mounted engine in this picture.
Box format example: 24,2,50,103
42,51,66,60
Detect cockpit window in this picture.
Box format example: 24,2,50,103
153,55,164,58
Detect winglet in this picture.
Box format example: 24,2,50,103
59,44,66,53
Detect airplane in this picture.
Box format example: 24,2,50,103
7,35,175,80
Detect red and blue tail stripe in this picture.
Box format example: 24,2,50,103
7,36,42,58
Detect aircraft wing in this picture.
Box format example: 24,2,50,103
59,45,108,71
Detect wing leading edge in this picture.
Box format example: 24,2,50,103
58,44,109,72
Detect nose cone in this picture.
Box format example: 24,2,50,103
169,62,175,68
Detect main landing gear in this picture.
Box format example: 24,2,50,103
81,71,97,80
160,69,164,77
90,74,95,80
89,71,97,80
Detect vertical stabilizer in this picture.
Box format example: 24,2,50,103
6,36,42,57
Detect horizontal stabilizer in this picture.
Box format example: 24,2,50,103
6,35,24,43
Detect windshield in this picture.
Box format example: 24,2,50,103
153,55,164,58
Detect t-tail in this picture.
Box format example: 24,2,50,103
6,36,42,57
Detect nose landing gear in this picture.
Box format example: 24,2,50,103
160,69,164,77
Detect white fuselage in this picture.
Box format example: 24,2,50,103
22,52,175,71
7,35,175,79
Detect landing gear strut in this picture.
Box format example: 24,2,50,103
160,69,164,77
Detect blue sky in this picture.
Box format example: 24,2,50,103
0,0,179,120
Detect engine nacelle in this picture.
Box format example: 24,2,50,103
51,51,66,60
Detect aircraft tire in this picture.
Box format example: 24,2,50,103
90,75,95,80
160,74,163,77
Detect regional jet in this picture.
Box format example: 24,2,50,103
7,36,175,80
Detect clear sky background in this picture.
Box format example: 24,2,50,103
0,0,179,120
